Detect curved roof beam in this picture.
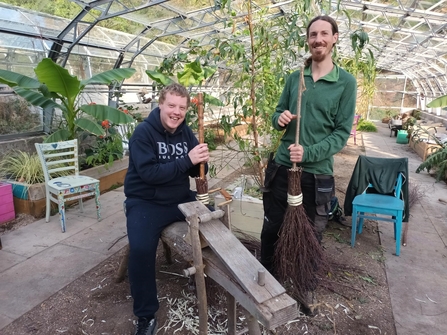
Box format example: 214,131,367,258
335,0,447,96
48,0,169,66
118,3,282,69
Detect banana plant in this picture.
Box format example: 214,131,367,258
0,58,136,142
427,95,447,108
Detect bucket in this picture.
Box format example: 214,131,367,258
396,130,409,144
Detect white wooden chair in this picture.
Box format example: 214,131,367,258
35,139,101,232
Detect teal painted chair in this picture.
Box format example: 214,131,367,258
347,156,409,256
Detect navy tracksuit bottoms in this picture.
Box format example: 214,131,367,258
125,194,195,319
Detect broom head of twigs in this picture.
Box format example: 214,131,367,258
274,167,328,305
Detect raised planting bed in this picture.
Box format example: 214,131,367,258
8,156,129,218
409,136,439,161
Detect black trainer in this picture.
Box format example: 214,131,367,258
134,317,157,335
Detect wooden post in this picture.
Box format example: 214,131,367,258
221,203,231,230
244,309,262,335
257,269,265,286
115,244,130,283
221,202,237,334
189,213,208,335
227,294,237,335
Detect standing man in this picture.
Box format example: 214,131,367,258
261,16,357,276
124,83,209,335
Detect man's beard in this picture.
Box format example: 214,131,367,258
311,52,326,63
311,44,332,63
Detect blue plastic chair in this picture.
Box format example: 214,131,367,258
351,173,404,256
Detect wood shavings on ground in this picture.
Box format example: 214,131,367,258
157,290,292,334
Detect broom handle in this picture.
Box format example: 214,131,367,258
197,92,205,179
293,66,306,169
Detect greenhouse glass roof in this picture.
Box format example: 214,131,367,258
0,0,446,97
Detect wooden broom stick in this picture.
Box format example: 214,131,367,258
293,66,306,164
198,93,205,179
195,92,209,204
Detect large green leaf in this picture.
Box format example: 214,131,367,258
177,60,205,87
427,95,447,108
75,118,105,136
203,66,217,80
82,68,136,87
187,59,203,73
35,58,81,100
44,129,72,143
204,92,224,107
81,104,134,124
38,84,52,98
0,70,41,88
14,87,62,110
146,70,174,86
177,70,201,87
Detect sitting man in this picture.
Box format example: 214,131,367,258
124,83,209,335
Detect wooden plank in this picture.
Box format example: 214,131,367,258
178,201,285,304
202,247,298,330
160,221,298,330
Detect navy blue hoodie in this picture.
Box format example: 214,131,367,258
124,107,206,205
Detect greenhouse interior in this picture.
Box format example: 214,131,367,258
0,1,446,335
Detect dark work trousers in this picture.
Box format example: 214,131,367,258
260,165,329,275
125,195,195,319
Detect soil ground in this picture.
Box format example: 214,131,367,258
0,141,396,335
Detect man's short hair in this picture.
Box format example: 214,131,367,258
306,15,339,38
304,15,339,67
159,83,190,106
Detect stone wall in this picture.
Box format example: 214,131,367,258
0,136,44,160
421,111,447,128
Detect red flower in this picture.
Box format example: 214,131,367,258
191,97,199,105
101,120,110,129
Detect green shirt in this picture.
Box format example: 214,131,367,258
273,64,357,175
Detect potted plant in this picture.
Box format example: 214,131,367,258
0,149,72,217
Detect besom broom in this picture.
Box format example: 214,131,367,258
274,67,327,308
